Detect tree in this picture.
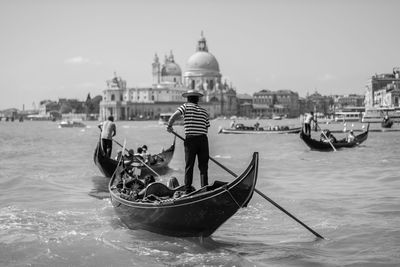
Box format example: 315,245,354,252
60,103,72,114
85,93,94,115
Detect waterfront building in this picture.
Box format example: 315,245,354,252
304,91,333,115
236,93,253,118
365,67,400,108
252,89,299,118
362,67,400,122
99,33,237,121
99,71,188,120
374,86,400,107
335,94,364,108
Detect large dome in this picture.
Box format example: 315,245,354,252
161,62,182,76
186,51,220,73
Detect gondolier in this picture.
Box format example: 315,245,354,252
167,89,210,193
98,115,116,157
304,111,316,136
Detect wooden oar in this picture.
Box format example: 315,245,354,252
112,139,161,178
170,130,325,239
316,124,337,152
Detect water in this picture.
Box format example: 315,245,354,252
1,119,399,266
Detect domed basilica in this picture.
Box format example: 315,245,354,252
99,32,237,121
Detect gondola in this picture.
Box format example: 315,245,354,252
299,124,369,151
108,152,259,237
381,119,393,128
94,137,175,178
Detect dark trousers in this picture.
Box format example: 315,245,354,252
304,123,311,136
101,138,113,157
184,135,209,189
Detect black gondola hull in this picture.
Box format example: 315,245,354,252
299,125,369,151
109,152,258,237
94,138,175,178
381,120,393,128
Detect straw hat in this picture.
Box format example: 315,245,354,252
182,89,203,98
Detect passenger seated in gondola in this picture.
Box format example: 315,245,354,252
383,114,389,123
347,130,355,143
141,145,156,164
235,123,244,130
320,130,337,143
135,147,145,161
125,147,145,167
122,148,144,167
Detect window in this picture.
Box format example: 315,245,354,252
111,94,115,101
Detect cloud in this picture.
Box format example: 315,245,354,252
64,56,102,65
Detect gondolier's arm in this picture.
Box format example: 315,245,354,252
166,110,181,132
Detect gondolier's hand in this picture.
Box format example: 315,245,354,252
166,124,173,133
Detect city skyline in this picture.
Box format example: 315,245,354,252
1,0,399,110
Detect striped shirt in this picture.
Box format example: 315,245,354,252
99,120,116,139
178,103,210,136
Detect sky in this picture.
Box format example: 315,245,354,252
1,0,399,110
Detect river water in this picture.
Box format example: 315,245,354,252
1,119,399,267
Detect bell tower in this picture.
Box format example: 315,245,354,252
152,53,160,85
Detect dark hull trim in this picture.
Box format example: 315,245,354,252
94,138,175,178
300,124,369,151
109,152,259,237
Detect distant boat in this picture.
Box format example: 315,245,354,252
218,124,301,134
381,118,393,128
58,120,86,128
334,111,362,122
272,114,282,120
362,107,400,123
158,113,183,126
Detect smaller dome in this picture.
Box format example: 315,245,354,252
161,62,182,76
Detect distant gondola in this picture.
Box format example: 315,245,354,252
108,152,259,237
94,137,175,178
299,124,369,151
381,119,393,128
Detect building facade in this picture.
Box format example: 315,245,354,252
99,33,237,121
365,67,400,108
252,89,299,118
